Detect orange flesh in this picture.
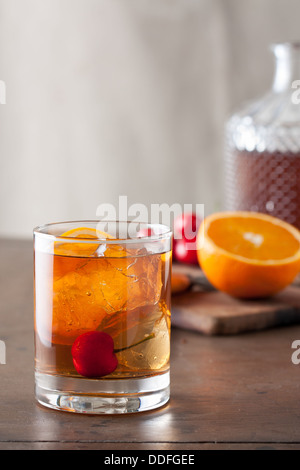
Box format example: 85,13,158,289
207,217,300,261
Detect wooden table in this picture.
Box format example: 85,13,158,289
1,238,300,450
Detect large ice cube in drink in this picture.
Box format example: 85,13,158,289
50,246,162,344
115,305,170,372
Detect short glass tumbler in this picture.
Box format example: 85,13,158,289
34,221,172,414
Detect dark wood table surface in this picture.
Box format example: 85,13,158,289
1,238,300,450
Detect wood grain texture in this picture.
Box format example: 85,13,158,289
1,239,300,450
172,264,300,335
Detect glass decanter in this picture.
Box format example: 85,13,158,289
224,42,300,229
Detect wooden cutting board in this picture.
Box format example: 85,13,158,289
171,264,300,336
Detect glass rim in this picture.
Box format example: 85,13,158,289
33,220,173,244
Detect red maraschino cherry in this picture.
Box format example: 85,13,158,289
173,212,202,265
71,331,118,378
174,212,201,240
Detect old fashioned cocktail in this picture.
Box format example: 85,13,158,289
34,221,172,414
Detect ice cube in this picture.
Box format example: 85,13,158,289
50,249,162,344
116,305,170,372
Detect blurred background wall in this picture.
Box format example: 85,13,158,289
0,0,300,238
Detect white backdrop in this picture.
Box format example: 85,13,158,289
0,0,299,238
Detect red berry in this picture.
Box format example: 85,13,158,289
137,227,153,238
174,213,201,240
71,331,118,378
172,236,177,259
174,236,199,265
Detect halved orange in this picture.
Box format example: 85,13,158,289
197,212,300,299
54,227,115,257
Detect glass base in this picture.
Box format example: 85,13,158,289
35,371,170,414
